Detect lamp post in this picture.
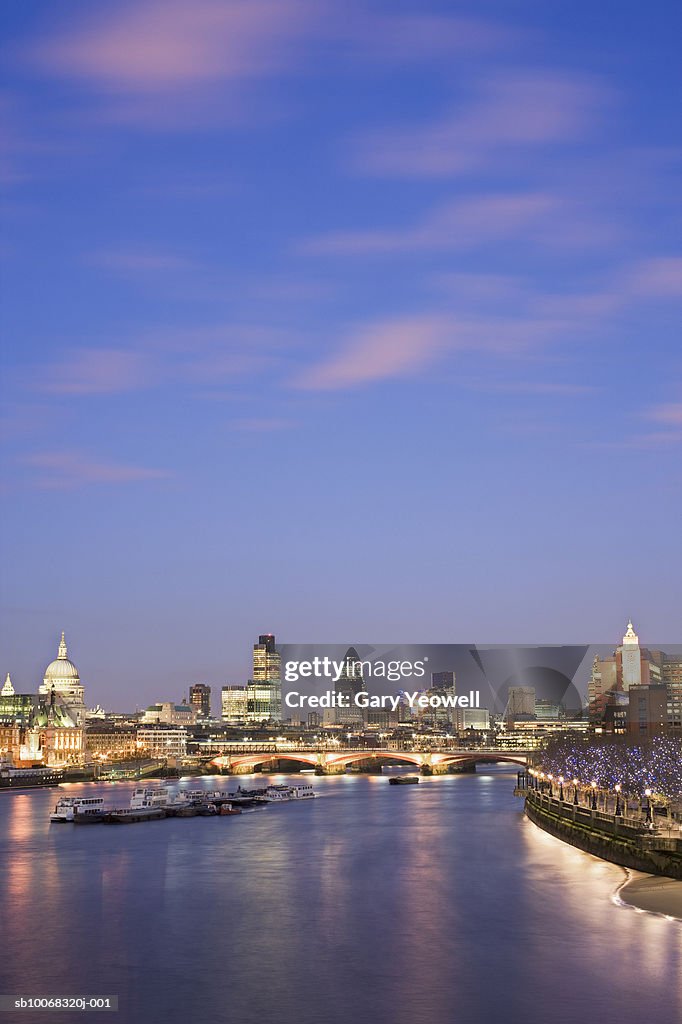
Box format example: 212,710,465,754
615,784,622,817
644,788,653,825
591,781,597,810
559,776,564,802
573,778,579,805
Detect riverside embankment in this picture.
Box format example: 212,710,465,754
523,787,682,880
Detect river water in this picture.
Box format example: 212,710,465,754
1,767,680,1024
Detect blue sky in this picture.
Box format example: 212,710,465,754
1,1,680,710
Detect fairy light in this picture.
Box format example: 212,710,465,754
534,736,682,798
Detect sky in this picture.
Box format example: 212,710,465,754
1,0,680,711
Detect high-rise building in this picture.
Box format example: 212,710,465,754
431,671,455,691
189,683,211,719
418,671,457,730
505,686,536,720
247,634,281,723
662,654,682,735
334,647,366,727
589,621,674,733
221,685,248,724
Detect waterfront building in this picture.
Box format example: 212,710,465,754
247,634,282,723
2,652,85,767
662,654,682,734
38,632,87,727
189,683,211,719
221,685,248,724
85,727,139,761
141,702,196,726
589,622,680,734
627,684,668,739
454,708,491,731
136,726,187,758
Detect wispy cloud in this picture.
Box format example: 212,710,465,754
37,348,151,396
20,451,171,488
88,246,196,275
350,70,606,178
26,0,321,128
231,417,295,432
348,13,520,63
295,315,451,390
30,0,318,92
646,402,682,427
28,323,296,399
629,258,682,298
293,312,565,391
301,190,616,256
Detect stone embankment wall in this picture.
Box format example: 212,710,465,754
524,790,682,880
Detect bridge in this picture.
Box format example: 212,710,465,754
203,744,531,775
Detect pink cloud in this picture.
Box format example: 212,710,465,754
31,0,318,92
293,312,562,391
295,315,452,390
351,70,606,178
647,403,682,427
21,451,170,488
38,348,151,395
630,258,682,298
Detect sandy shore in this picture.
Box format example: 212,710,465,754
618,873,682,921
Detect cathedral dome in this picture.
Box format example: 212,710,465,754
43,632,80,682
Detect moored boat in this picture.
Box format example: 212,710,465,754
51,795,105,822
388,776,419,785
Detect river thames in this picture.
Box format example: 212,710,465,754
1,767,680,1024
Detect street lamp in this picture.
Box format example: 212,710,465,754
591,780,597,810
573,778,579,805
559,776,564,801
615,784,622,817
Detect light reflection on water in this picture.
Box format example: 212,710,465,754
0,769,680,1024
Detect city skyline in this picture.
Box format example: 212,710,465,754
1,2,681,703
3,623,681,715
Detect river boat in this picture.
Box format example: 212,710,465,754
50,795,105,822
2,765,63,790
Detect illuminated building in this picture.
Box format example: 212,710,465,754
189,684,211,719
221,685,248,724
86,728,138,761
136,726,187,758
589,621,680,735
247,634,281,723
141,702,196,726
38,632,87,728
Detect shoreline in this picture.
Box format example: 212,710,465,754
615,873,682,922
